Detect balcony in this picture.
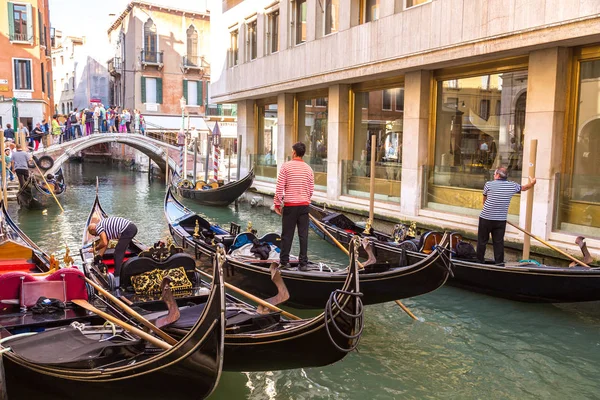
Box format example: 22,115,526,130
182,55,205,73
206,104,237,118
108,57,122,76
10,32,33,43
140,50,164,69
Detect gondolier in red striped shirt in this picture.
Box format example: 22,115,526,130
274,142,314,272
87,216,138,287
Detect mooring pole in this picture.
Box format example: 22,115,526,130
522,139,538,260
164,147,169,186
236,134,242,181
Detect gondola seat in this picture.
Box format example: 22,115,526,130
321,213,357,232
0,259,38,273
229,233,259,252
120,253,197,289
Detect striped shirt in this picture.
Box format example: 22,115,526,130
274,159,314,207
96,217,131,239
480,179,521,221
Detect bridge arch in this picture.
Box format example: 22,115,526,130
36,133,181,176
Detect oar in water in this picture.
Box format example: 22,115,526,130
309,213,418,321
72,299,171,350
34,164,64,213
195,268,301,321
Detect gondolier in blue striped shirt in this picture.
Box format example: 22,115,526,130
87,217,138,286
477,167,536,264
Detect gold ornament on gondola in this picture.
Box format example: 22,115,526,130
63,245,74,267
193,220,200,238
363,219,372,235
408,221,417,238
49,253,60,272
246,221,253,233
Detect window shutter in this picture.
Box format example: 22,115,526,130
205,82,209,106
156,78,163,104
25,61,31,90
7,3,14,38
141,77,146,103
198,81,203,106
26,4,33,43
183,79,188,104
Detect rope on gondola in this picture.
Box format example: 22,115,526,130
324,289,364,353
434,245,454,278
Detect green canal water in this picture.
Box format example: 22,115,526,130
8,163,600,400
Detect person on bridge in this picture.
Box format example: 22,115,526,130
87,216,138,287
11,144,31,188
274,142,314,272
51,115,61,145
3,124,15,142
30,123,43,151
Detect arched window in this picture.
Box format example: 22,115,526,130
186,25,198,66
61,103,65,114
143,18,157,62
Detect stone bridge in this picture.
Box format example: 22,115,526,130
34,133,187,176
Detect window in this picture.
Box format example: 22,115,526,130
143,18,157,61
266,10,279,54
13,59,32,90
61,78,64,91
295,0,307,45
8,3,32,42
52,57,56,67
395,88,404,111
38,9,45,46
316,97,327,107
186,25,198,65
406,0,431,8
41,63,45,93
60,56,64,65
479,99,490,121
382,90,392,111
447,79,458,89
365,0,380,22
230,29,239,66
141,77,163,104
183,80,203,106
324,0,339,35
247,20,257,61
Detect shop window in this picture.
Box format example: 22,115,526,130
255,103,279,182
324,0,339,35
266,10,279,54
425,71,528,218
395,88,404,111
343,86,404,202
297,95,328,190
556,57,600,236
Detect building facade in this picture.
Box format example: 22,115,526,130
107,1,211,130
210,0,600,257
0,0,53,130
51,31,110,114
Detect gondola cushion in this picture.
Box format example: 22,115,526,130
321,213,357,231
120,253,196,289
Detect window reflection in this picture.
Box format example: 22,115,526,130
256,104,278,181
297,97,328,190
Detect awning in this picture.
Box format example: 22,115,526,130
145,115,210,131
205,121,237,138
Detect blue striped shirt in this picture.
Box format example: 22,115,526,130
96,217,131,239
480,180,521,221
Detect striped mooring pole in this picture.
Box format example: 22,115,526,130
213,143,219,181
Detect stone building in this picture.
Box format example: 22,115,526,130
209,0,600,257
0,0,53,130
107,1,211,130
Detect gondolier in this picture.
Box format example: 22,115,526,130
477,167,536,264
274,142,314,271
11,144,31,188
88,216,138,285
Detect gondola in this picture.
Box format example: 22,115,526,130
165,188,451,308
85,191,363,371
171,168,254,206
447,232,600,302
16,168,66,209
0,201,226,400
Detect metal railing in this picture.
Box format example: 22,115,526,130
10,32,32,42
206,104,237,117
108,58,123,74
140,50,164,65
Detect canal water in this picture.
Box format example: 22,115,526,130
9,163,600,400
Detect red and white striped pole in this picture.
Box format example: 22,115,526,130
213,142,219,181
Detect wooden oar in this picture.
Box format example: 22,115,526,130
195,268,301,321
34,164,64,213
507,221,592,268
84,277,178,345
72,299,171,350
309,214,418,320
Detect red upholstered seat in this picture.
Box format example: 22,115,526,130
0,259,38,273
0,272,37,303
45,268,89,302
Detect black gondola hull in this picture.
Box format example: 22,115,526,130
16,170,65,210
173,169,255,206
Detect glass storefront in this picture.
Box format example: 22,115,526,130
255,103,278,182
297,95,328,191
342,87,404,202
424,70,528,218
556,51,600,237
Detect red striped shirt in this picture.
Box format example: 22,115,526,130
274,159,314,207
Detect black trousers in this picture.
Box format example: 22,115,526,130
15,169,29,188
280,205,309,266
476,217,506,264
114,223,138,277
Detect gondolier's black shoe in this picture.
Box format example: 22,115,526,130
298,264,309,272
278,263,292,270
